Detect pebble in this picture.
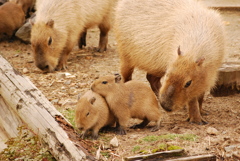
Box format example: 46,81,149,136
110,136,119,148
207,127,219,135
23,68,29,74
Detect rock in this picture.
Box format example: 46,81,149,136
207,127,219,135
56,73,66,79
110,136,119,148
23,68,29,74
15,14,35,43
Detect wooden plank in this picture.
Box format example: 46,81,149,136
211,62,240,97
165,154,216,161
124,149,185,161
0,55,95,160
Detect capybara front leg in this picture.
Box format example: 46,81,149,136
130,118,150,129
98,23,109,52
146,73,161,96
198,93,208,115
56,53,69,71
78,29,87,49
187,97,208,125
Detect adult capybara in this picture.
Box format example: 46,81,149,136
75,90,116,139
0,1,25,41
114,0,225,125
31,0,116,72
91,74,162,135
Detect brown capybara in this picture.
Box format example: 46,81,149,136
114,0,225,125
10,0,35,17
75,90,116,139
0,1,25,41
31,0,116,72
91,74,162,135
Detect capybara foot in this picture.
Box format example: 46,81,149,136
56,63,68,71
186,117,208,125
150,126,160,132
116,127,126,135
91,133,98,140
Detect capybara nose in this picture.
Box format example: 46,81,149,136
160,99,173,112
37,63,49,71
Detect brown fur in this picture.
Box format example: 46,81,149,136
31,0,116,72
114,0,225,124
0,2,25,40
10,0,35,16
91,74,162,135
75,90,115,139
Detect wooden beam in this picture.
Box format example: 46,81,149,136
0,55,94,160
124,149,185,161
211,62,240,97
165,154,216,161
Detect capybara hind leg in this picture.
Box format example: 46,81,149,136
187,97,208,125
98,23,109,52
146,74,161,96
79,29,87,49
130,118,150,129
120,62,134,82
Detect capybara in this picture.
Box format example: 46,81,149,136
91,74,162,135
75,90,116,139
0,1,25,41
114,0,225,124
9,0,35,17
31,0,116,72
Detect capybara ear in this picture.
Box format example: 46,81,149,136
114,74,122,83
196,57,205,66
89,97,96,105
177,46,184,56
46,19,54,28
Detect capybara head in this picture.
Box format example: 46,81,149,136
75,96,99,131
91,74,122,97
31,19,65,72
159,47,207,112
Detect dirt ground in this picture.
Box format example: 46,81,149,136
0,1,240,161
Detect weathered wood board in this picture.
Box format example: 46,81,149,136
0,55,94,160
211,62,240,96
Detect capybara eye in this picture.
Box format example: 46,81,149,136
102,81,108,84
184,80,192,88
48,37,52,46
86,112,90,117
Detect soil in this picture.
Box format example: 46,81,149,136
0,1,240,161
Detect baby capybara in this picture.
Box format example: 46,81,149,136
75,90,115,139
114,0,225,124
91,74,162,135
0,1,25,41
31,0,116,72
